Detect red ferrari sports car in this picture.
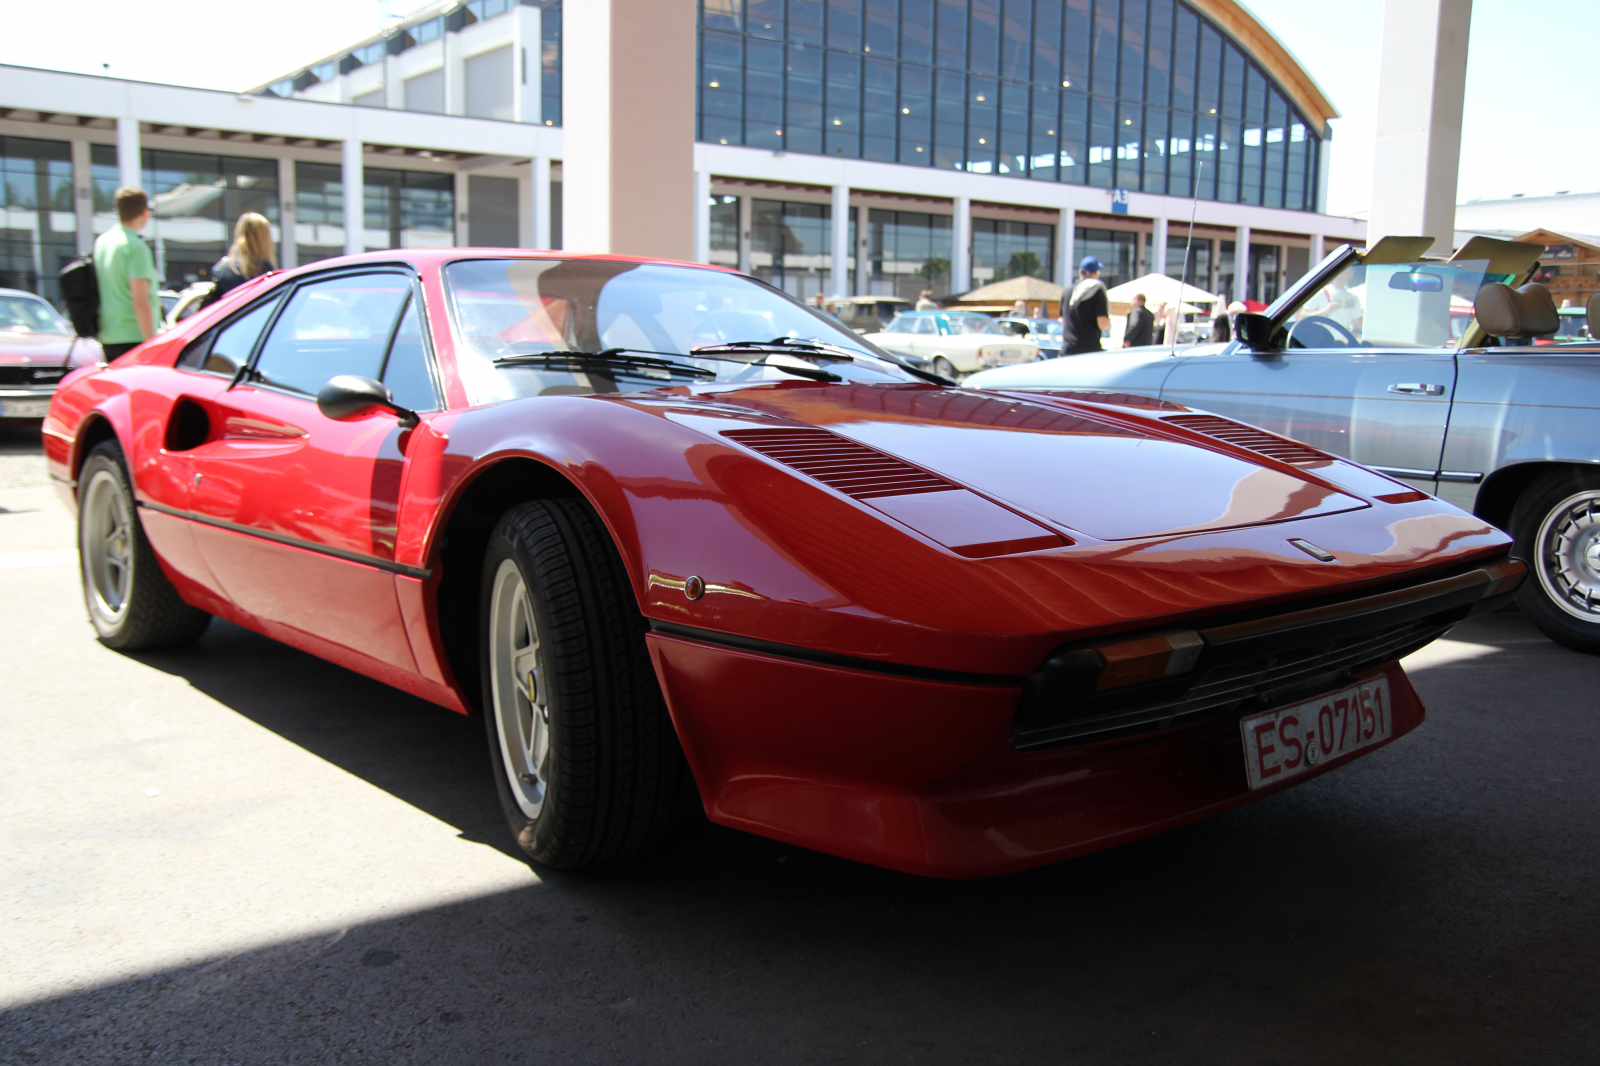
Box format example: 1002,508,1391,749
43,250,1523,877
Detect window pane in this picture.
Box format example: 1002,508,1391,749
184,295,282,375
253,274,411,396
381,297,439,412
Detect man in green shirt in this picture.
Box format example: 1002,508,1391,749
93,187,163,358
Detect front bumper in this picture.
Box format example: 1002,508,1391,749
648,632,1423,877
646,556,1522,878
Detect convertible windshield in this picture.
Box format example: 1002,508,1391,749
1288,259,1505,350
445,259,916,403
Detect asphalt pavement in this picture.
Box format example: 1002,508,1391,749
1,424,1596,1065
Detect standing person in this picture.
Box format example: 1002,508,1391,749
92,187,162,359
200,212,277,309
1124,293,1156,347
1061,256,1110,355
915,289,938,310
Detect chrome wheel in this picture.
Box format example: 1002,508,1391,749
80,466,133,629
1536,489,1600,621
488,557,549,819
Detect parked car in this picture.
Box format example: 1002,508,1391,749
966,235,1600,654
832,294,910,333
861,310,1038,378
997,316,1062,359
45,249,1520,877
0,288,102,422
163,281,215,331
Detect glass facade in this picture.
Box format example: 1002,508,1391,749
698,0,1320,210
867,209,952,299
1075,226,1135,287
91,145,281,289
750,198,855,299
971,217,1053,284
294,162,456,267
0,136,74,304
541,0,563,126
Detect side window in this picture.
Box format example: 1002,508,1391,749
251,273,411,397
912,316,938,335
380,297,439,412
180,296,280,375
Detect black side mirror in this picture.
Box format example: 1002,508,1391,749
1234,312,1283,352
317,375,418,428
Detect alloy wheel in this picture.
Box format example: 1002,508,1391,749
488,557,550,819
1535,489,1600,621
81,468,132,628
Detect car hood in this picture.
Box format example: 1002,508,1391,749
697,382,1366,542
0,331,79,364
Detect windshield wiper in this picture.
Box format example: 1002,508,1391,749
493,348,717,380
698,337,857,360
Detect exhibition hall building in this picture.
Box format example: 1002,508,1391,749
0,0,1363,308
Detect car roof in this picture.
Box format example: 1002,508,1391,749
0,288,51,302
274,247,743,282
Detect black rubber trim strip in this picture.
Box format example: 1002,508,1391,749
137,498,432,579
49,472,77,489
648,620,1019,688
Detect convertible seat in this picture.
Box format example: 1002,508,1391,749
1477,281,1560,338
1587,290,1600,337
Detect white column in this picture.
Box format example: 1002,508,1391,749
737,194,753,273
384,55,404,109
1135,229,1147,276
512,3,543,124
694,170,713,264
1368,0,1472,251
115,117,140,191
443,30,464,116
278,157,297,269
1056,207,1075,285
342,139,364,256
952,195,971,293
563,0,696,258
529,155,552,249
1309,232,1326,266
71,140,93,254
1234,225,1251,303
830,183,850,296
1152,217,1168,279
454,172,470,245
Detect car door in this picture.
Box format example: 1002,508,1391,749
1159,347,1456,493
182,269,442,671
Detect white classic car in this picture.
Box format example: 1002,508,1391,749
860,310,1038,378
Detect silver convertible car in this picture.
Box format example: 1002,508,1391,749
965,236,1600,655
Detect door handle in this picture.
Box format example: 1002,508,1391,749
1387,383,1446,395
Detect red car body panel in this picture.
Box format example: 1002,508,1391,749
44,249,1515,876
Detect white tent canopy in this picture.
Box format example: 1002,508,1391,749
1103,273,1221,307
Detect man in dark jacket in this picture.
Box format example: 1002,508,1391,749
1124,293,1156,348
1061,256,1110,355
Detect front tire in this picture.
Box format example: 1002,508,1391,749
931,356,958,380
1511,468,1600,654
77,441,211,650
480,497,688,868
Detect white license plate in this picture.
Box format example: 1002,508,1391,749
1,399,50,418
1240,676,1392,790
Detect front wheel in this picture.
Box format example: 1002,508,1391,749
481,497,689,867
1512,468,1600,654
77,441,211,650
931,356,958,380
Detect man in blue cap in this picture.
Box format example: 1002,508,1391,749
1061,255,1111,355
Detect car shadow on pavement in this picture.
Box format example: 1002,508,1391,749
5,611,1598,1064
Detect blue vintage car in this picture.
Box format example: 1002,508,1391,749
965,236,1600,655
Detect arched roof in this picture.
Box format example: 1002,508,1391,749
1189,0,1340,132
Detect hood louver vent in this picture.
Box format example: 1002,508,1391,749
723,427,956,499
1160,414,1329,466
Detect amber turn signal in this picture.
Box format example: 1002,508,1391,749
1092,630,1205,691
1483,559,1527,597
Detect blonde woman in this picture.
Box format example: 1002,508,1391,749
200,212,277,308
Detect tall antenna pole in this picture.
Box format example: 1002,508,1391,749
1171,160,1204,357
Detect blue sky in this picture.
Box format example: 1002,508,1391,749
3,0,1591,217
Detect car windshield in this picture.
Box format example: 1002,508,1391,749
0,295,69,335
947,316,1004,335
1287,258,1507,350
444,259,918,404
